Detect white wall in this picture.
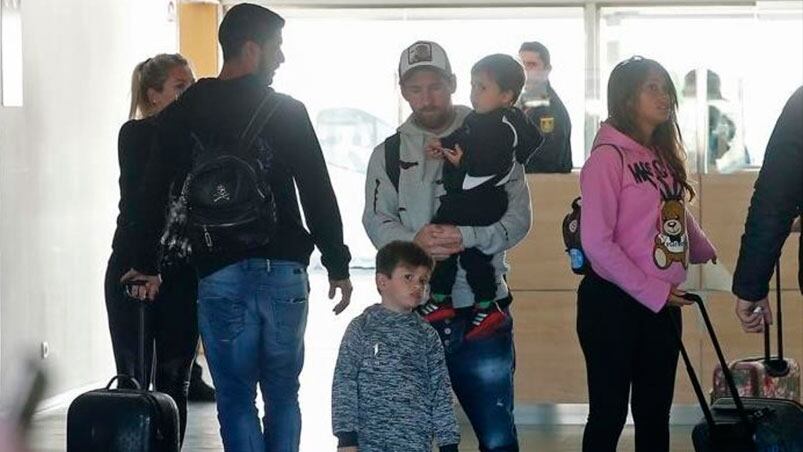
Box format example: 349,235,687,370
0,0,177,400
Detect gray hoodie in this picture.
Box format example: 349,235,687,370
362,106,533,308
332,304,460,452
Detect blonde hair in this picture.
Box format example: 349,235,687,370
128,53,190,119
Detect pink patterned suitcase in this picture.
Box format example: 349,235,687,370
712,261,801,403
712,356,801,402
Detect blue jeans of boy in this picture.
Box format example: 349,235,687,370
197,259,309,452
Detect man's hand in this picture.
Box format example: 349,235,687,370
337,447,358,452
329,278,353,315
736,297,773,333
426,138,444,160
120,269,161,301
414,224,463,260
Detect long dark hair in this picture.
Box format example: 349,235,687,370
606,56,695,200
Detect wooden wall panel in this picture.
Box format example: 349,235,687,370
698,173,799,292
511,291,587,403
508,173,581,292
179,2,220,78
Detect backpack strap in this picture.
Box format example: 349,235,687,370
591,143,624,164
238,91,284,156
383,132,401,191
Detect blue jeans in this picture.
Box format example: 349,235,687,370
197,259,309,452
431,307,518,452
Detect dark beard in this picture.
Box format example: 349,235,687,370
257,62,275,85
414,109,452,131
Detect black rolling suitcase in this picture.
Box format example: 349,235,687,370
673,293,803,451
67,291,180,451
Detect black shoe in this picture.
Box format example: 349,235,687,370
188,377,216,402
188,361,215,402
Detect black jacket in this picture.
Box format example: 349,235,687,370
111,117,157,265
732,86,803,301
523,83,572,174
131,74,351,279
440,106,542,193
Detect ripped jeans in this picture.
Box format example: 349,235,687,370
430,305,518,452
198,259,309,452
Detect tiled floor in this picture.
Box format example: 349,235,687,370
27,270,696,451
29,403,696,451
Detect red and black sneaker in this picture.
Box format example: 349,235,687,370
465,303,508,341
416,296,456,323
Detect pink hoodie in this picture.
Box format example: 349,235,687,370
580,123,716,313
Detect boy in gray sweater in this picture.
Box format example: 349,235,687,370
332,241,460,452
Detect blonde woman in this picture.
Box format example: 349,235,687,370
104,54,196,444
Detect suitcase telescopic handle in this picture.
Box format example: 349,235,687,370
137,299,147,390
122,281,149,390
671,293,752,429
763,260,790,377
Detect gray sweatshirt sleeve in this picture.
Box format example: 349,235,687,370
332,320,362,442
458,163,532,255
427,327,460,447
362,143,417,248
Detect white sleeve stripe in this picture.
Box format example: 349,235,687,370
502,115,518,148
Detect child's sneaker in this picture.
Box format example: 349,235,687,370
465,303,508,340
416,296,456,323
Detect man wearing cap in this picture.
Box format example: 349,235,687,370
518,41,572,173
123,4,352,451
362,40,531,451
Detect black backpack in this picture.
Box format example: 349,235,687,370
162,91,283,265
561,143,623,276
562,197,589,275
383,132,401,191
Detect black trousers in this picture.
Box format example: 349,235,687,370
576,273,681,452
104,254,199,444
430,248,497,303
430,187,506,304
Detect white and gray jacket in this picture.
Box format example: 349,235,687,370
332,304,460,452
362,106,533,308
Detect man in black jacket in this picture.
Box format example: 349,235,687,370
518,41,572,173
733,86,803,333
122,4,352,451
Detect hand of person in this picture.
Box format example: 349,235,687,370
120,269,161,301
735,297,773,333
414,224,463,260
426,138,444,159
442,144,464,166
329,278,353,315
666,286,694,308
337,447,358,452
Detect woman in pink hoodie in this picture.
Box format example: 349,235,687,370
577,57,717,452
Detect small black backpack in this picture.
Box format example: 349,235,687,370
562,197,589,275
561,143,623,276
162,91,283,264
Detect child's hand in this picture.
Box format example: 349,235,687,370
426,138,444,159
443,144,464,166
